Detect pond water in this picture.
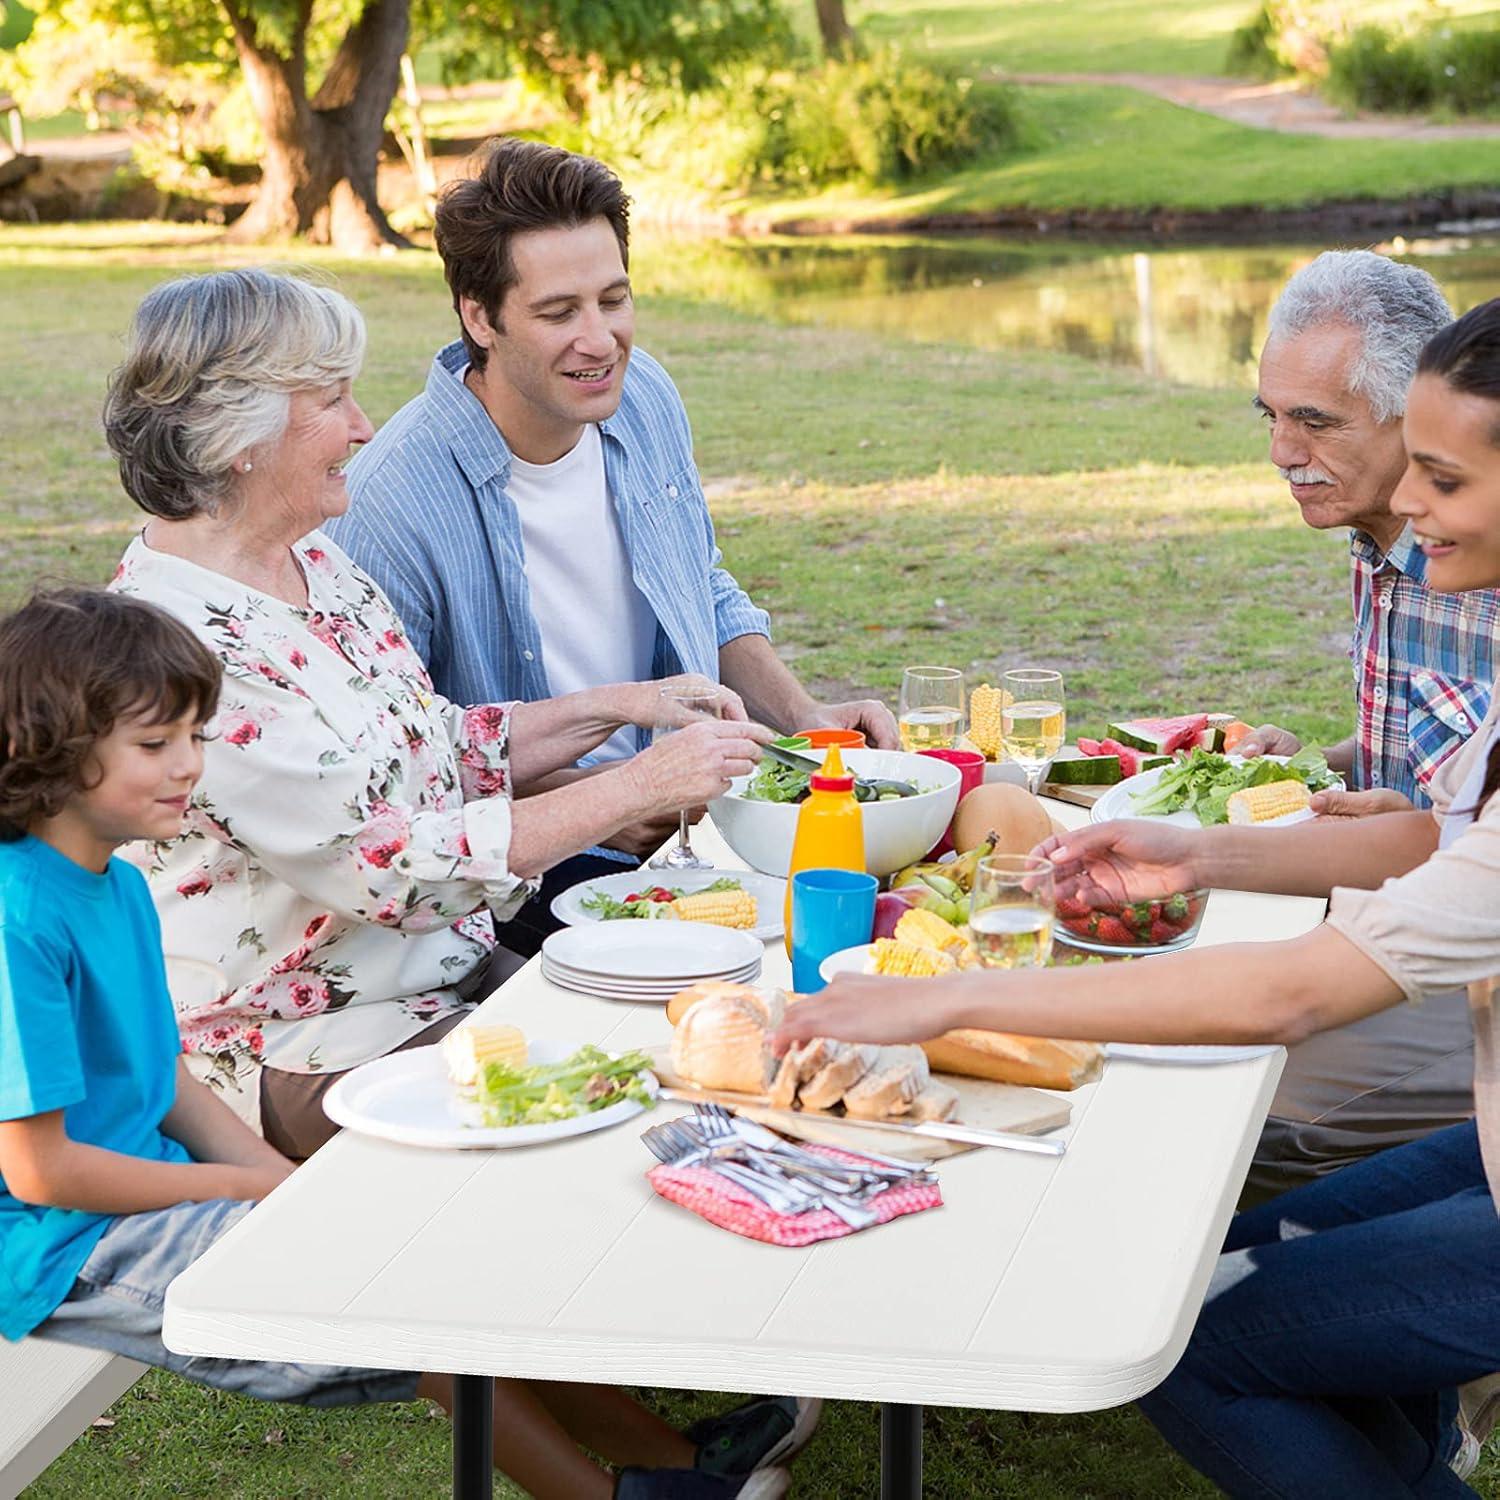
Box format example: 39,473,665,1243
641,231,1500,390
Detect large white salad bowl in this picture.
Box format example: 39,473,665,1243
708,748,962,879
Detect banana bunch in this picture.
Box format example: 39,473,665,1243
891,836,995,901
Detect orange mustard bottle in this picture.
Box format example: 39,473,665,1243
783,745,867,955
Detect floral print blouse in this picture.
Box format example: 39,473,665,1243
113,531,533,1123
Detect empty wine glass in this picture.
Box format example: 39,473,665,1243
1000,668,1066,794
898,666,965,752
647,685,722,871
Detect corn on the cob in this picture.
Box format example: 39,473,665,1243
895,907,970,957
867,939,957,977
968,683,1006,760
669,887,759,929
1226,780,1312,825
443,1023,528,1088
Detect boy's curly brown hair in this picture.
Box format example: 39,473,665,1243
0,587,222,839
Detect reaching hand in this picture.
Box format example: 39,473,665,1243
1233,723,1303,760
771,973,970,1052
1310,786,1414,819
803,698,901,750
1032,820,1205,908
629,719,770,815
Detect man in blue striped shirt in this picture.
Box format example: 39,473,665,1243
331,138,896,953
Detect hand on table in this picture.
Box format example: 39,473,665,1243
1033,821,1204,908
1233,724,1303,759
801,698,900,750
772,973,968,1052
1310,786,1415,819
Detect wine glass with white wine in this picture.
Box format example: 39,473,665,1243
647,685,722,871
898,666,965,753
969,854,1055,970
1000,668,1066,794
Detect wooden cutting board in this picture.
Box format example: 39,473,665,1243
645,1046,1071,1161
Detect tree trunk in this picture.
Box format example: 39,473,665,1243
223,0,411,252
814,0,856,59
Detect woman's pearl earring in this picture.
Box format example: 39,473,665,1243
240,462,253,473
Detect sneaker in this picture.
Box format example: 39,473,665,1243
614,1465,790,1499
1460,1371,1500,1444
1450,1427,1482,1482
687,1394,823,1477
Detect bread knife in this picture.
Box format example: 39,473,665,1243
657,1087,1066,1157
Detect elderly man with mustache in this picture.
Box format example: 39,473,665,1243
1233,253,1500,1258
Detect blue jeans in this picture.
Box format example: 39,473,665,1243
32,1198,421,1406
1139,1120,1500,1498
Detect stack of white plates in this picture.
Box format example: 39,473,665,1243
540,923,763,1002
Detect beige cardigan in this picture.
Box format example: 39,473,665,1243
1327,694,1500,1208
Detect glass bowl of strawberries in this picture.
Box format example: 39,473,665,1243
1053,889,1210,956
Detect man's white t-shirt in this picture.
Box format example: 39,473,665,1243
508,424,658,763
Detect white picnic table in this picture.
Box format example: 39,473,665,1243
163,799,1322,1498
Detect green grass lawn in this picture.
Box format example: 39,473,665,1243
728,80,1500,230
852,0,1500,76
3,224,1496,1495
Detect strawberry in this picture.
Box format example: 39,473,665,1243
649,887,676,902
1095,915,1133,944
1055,893,1091,919
1150,919,1179,945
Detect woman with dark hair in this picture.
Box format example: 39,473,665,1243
776,300,1500,1496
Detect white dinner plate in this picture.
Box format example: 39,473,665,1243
1090,756,1331,828
322,1039,658,1149
550,869,787,943
542,956,761,987
1103,1043,1281,1065
541,958,761,1000
542,923,763,980
818,944,875,983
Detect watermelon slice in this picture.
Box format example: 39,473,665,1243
1190,725,1226,753
1045,748,1123,785
1107,714,1209,755
1099,738,1172,778
1076,737,1106,756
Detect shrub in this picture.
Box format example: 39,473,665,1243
1433,26,1500,114
565,50,1015,195
1325,23,1435,112
1225,2,1328,80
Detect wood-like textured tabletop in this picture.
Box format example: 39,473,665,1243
164,802,1319,1411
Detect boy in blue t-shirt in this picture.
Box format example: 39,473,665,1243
0,587,419,1406
0,587,815,1497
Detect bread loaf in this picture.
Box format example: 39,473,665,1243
921,1029,1102,1091
669,990,776,1095
666,981,781,1029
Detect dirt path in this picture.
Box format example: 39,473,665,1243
997,71,1500,140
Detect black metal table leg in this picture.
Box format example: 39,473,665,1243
453,1373,494,1500
880,1402,922,1499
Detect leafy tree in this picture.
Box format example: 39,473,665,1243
8,0,784,250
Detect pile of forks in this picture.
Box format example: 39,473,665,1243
642,1101,933,1229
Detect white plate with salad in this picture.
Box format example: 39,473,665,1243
322,1038,658,1150
551,869,787,942
1090,750,1342,828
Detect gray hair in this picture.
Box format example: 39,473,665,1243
1265,250,1452,423
104,269,366,520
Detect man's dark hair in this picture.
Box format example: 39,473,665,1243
433,137,631,372
0,587,222,838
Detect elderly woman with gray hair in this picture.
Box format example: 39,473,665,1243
105,268,768,1163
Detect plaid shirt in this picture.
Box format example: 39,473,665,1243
331,341,770,723
1349,526,1499,807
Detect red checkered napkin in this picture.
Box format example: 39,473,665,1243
647,1141,943,1247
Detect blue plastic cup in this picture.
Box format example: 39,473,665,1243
791,868,878,993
